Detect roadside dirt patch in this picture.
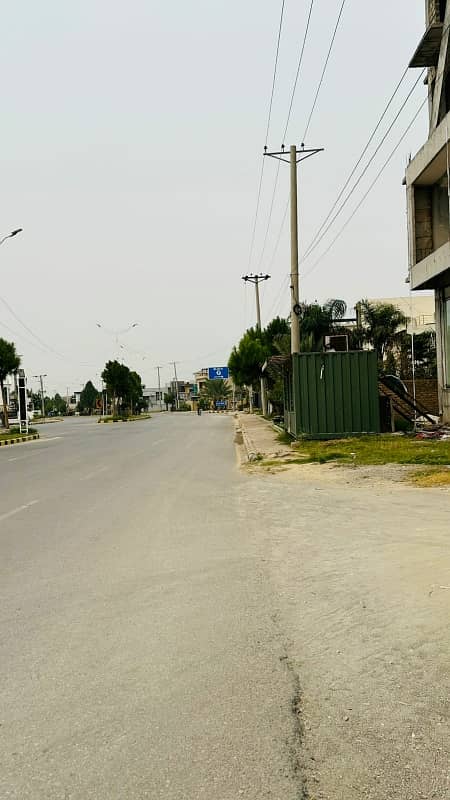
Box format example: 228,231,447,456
244,458,424,490
241,468,450,798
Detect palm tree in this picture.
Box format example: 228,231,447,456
280,299,348,353
0,338,21,429
201,379,231,408
358,300,406,368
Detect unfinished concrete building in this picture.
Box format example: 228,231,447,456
406,0,450,421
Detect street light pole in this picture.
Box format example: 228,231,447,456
96,322,139,360
0,228,22,247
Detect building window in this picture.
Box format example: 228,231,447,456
446,296,450,386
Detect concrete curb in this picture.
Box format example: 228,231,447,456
0,433,40,447
98,416,152,424
234,418,257,464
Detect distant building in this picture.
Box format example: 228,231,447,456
406,0,450,420
142,387,167,409
365,296,435,334
169,380,194,408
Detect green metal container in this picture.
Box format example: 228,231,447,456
284,351,380,439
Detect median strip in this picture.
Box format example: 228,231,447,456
0,433,40,447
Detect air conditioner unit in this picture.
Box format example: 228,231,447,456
324,334,349,352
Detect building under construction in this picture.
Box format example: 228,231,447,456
406,0,450,422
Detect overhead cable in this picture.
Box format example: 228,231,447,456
282,0,315,143
302,96,428,281
0,294,68,360
302,0,347,142
246,0,286,272
257,0,316,269
302,68,425,262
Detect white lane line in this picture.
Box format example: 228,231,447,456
40,436,63,442
0,500,40,523
151,440,166,447
80,465,109,481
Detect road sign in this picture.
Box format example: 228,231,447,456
215,400,226,408
208,367,229,380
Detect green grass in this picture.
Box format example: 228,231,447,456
276,430,293,445
288,435,450,466
0,427,37,441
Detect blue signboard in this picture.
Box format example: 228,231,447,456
215,400,226,408
208,366,229,380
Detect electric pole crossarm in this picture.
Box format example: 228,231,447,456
264,146,324,164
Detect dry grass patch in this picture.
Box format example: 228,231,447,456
408,467,450,488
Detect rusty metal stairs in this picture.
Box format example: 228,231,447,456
378,377,436,425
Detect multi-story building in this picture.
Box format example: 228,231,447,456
142,386,166,410
406,0,450,420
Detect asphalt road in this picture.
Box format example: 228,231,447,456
0,415,300,800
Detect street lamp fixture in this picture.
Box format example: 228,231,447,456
0,228,23,246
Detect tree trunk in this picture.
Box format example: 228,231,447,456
1,380,9,430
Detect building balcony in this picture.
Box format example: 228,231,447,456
411,241,450,290
409,23,443,67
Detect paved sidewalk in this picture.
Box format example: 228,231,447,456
236,413,292,460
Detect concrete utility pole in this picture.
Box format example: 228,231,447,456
264,144,323,355
155,366,163,411
171,362,180,410
242,273,270,416
32,374,47,418
290,145,300,355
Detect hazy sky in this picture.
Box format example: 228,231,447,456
1,1,427,394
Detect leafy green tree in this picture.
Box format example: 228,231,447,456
164,391,176,411
102,360,130,416
295,298,347,351
30,391,42,413
398,329,437,379
358,300,406,370
228,328,267,389
127,371,143,413
262,316,290,352
43,394,67,416
0,337,20,429
79,380,100,414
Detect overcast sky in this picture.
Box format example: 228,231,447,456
1,0,427,394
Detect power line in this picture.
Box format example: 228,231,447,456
267,272,290,321
268,194,290,271
265,0,286,147
302,68,425,262
302,0,347,142
302,96,428,281
302,66,419,259
256,160,281,268
246,0,287,272
257,1,316,269
0,294,68,360
282,0,315,143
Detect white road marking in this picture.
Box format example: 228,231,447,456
151,440,166,447
0,500,40,523
80,465,109,481
41,436,63,442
